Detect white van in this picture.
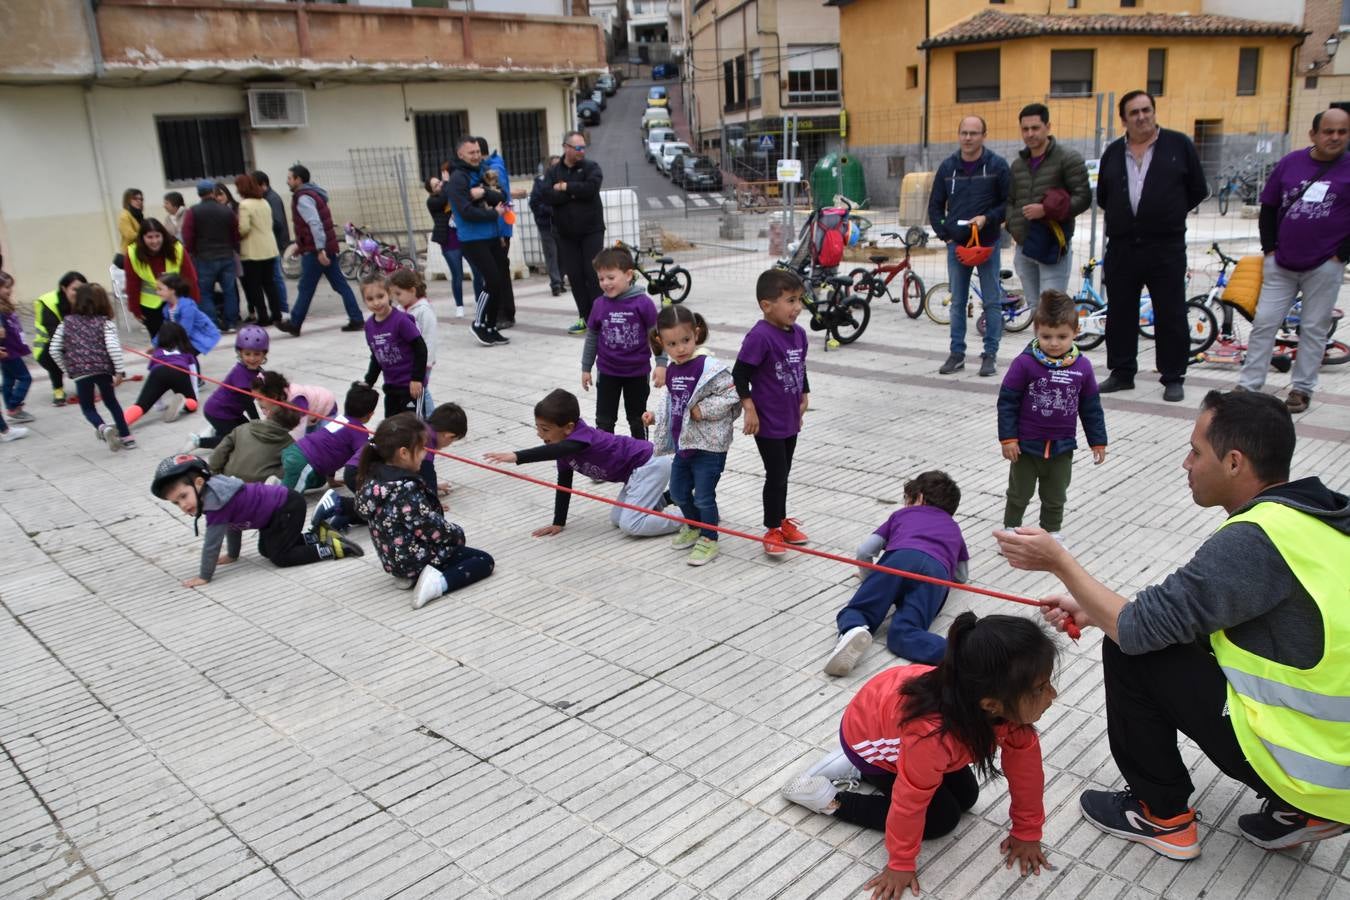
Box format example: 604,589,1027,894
645,127,676,162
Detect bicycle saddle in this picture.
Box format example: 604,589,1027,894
657,256,674,265
868,255,889,264
826,275,854,287
999,269,1014,280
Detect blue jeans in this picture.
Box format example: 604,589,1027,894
291,252,363,329
669,450,727,539
271,256,290,315
945,242,1003,357
75,374,130,438
440,247,465,307
836,548,950,664
2,357,33,410
194,256,239,328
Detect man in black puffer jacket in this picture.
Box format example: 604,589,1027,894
544,132,606,335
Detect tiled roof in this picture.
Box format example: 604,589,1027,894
919,9,1305,49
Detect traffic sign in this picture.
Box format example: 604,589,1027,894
776,159,803,183
757,134,775,151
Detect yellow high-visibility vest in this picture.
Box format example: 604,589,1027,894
127,243,184,311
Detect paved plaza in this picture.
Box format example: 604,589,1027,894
2,259,1348,900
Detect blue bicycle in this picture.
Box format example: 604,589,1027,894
1073,258,1217,354
923,269,1032,335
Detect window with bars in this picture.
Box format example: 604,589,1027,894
1049,49,1094,97
786,45,840,105
1237,47,1260,96
1148,48,1166,96
955,49,1000,102
155,116,249,184
414,110,469,181
497,109,547,176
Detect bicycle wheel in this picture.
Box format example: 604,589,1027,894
924,281,952,325
1218,189,1230,216
1005,293,1033,332
1185,299,1219,355
828,295,871,345
1074,298,1106,351
901,272,925,318
1322,339,1350,366
662,267,692,304
848,268,877,300
338,249,361,279
395,253,418,273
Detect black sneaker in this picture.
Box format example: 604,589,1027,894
1099,374,1135,393
938,353,965,375
275,320,300,336
1162,383,1185,403
978,354,997,377
1238,800,1347,850
489,328,511,345
341,321,364,332
471,324,495,347
1079,789,1199,860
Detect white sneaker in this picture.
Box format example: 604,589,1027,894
781,774,838,814
0,426,29,442
180,433,201,454
162,394,185,423
805,746,861,783
264,475,283,487
103,425,123,452
455,306,465,318
823,626,872,677
412,566,444,610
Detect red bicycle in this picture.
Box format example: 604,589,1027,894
849,231,926,318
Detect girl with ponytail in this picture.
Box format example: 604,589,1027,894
783,612,1059,898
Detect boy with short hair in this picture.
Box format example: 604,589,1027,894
824,471,970,675
582,246,665,439
997,290,1107,540
734,268,811,555
282,381,379,492
151,454,361,588
208,402,300,483
484,388,679,538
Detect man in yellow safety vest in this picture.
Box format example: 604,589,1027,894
997,389,1348,860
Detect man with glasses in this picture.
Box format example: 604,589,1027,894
544,131,606,335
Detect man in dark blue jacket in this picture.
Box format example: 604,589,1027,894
447,136,510,347
529,155,565,295
928,116,1011,377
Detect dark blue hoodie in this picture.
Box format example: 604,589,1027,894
928,148,1011,247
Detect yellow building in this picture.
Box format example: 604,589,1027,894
828,0,1305,199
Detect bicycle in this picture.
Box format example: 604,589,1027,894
1071,259,1218,355
1215,172,1260,216
1194,305,1348,371
616,241,692,305
773,257,871,348
848,231,926,319
922,269,1032,335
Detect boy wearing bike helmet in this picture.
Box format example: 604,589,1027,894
152,454,363,587
184,324,268,451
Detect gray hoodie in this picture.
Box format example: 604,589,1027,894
199,475,247,580
1118,477,1349,670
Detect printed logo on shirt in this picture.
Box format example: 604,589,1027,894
1027,369,1084,418
1283,180,1339,221
774,348,804,395
370,331,406,368
601,311,644,351
850,736,902,764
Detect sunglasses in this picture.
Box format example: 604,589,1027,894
565,143,587,151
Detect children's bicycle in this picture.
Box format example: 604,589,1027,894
616,241,692,305
773,260,871,348
848,231,926,319
1071,258,1217,354
923,269,1032,335
346,223,416,278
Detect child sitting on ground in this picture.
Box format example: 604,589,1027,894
783,613,1056,898
253,370,338,441
151,454,362,588
484,388,679,538
823,471,970,676
360,272,427,417
353,414,494,609
284,381,379,494
208,397,300,483
581,246,665,439
124,321,199,427
185,324,268,451
389,269,438,418
643,305,739,566
997,290,1107,543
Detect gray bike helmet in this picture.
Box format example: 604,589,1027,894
151,454,211,499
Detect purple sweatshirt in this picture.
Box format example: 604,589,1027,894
1,311,31,358
203,362,262,421
558,419,653,483
583,286,661,378
296,416,371,478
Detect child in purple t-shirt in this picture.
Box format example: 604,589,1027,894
996,291,1107,539
186,324,268,451
581,246,665,439
485,388,680,539
150,454,362,588
824,471,970,675
359,273,428,418
734,268,811,556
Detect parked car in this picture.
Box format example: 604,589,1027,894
676,155,724,191
577,99,601,126
590,88,607,110
641,107,672,129
658,142,691,176
647,86,668,108
596,73,617,96
645,127,676,162
652,62,679,80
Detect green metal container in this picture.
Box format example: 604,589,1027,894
811,153,868,210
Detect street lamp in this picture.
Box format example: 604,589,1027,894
1308,33,1340,71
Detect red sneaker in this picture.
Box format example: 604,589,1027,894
763,528,787,556
779,518,809,544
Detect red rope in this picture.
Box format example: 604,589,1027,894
126,345,1080,639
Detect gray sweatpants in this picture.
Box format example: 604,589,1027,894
1237,255,1345,395
609,454,679,536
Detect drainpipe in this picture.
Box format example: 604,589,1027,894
920,3,930,169
81,0,119,263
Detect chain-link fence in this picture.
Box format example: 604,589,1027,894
300,148,423,260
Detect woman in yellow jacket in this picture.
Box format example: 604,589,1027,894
234,174,283,326
117,188,144,258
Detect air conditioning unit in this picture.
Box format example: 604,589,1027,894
247,88,307,129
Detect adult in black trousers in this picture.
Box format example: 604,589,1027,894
1096,90,1208,403
545,131,606,335
446,136,511,346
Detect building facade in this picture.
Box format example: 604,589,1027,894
1289,0,1350,142
0,0,604,292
